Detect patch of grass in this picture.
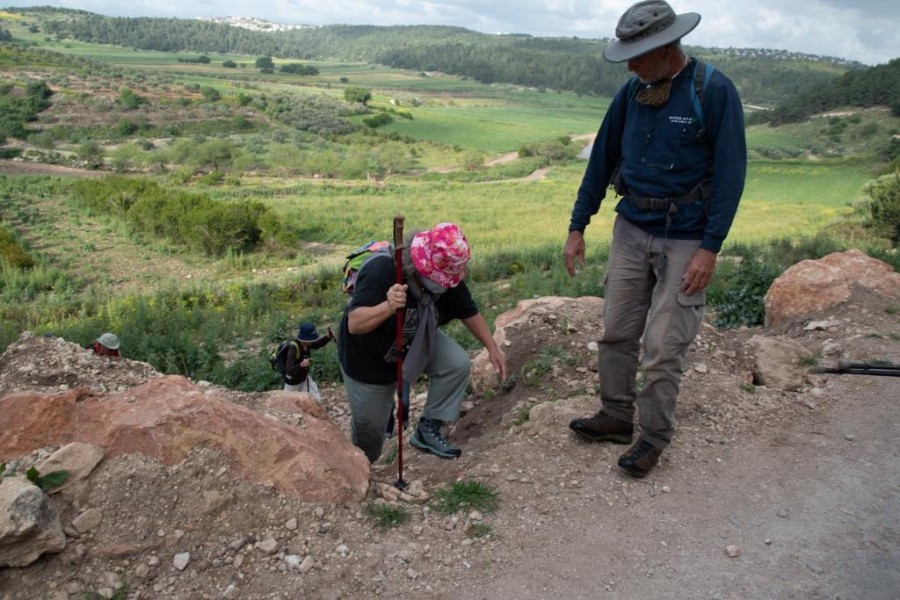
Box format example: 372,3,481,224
80,584,130,600
364,501,409,529
431,480,499,515
885,305,899,315
512,404,531,426
740,383,756,394
521,345,577,386
799,355,820,367
382,443,398,465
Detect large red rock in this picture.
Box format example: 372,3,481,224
764,249,900,326
0,375,369,503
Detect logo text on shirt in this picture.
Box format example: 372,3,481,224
670,116,693,125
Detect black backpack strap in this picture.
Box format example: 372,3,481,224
609,77,642,197
691,59,715,131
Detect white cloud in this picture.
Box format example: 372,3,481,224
2,0,897,64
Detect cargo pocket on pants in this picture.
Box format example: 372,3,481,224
676,290,706,308
674,290,705,345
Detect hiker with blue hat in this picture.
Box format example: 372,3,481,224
564,1,747,478
283,322,335,401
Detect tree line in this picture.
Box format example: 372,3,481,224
749,58,900,125
10,7,860,105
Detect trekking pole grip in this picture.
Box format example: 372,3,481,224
393,214,405,250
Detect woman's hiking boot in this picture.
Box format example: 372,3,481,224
568,411,633,444
411,417,461,459
617,439,663,478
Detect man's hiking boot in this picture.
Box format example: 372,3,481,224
569,411,633,444
617,439,663,479
410,417,461,459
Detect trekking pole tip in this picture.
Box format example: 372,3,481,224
394,478,408,491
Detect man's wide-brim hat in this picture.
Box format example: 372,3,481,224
603,0,701,63
410,223,471,289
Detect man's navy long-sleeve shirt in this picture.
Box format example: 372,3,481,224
570,58,747,253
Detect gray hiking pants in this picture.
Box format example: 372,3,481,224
341,329,470,463
598,216,705,448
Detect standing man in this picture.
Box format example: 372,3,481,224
564,0,746,478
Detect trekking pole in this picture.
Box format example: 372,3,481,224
392,214,408,490
810,361,900,377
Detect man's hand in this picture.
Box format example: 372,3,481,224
682,248,718,296
564,230,586,277
327,326,335,341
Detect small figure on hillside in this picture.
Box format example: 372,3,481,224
88,332,121,357
338,222,508,463
564,1,747,478
283,322,335,402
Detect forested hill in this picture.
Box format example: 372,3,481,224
5,6,871,105
751,58,900,124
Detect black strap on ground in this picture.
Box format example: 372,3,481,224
810,362,900,377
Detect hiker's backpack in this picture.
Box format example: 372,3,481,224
269,339,299,375
625,59,715,129
341,240,394,295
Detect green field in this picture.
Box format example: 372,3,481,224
1,14,896,388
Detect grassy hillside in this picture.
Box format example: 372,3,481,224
0,19,897,391
1,7,860,105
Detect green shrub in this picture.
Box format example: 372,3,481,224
201,86,221,102
118,87,147,109
0,226,35,270
863,174,900,246
116,118,138,136
25,467,68,491
709,257,782,329
70,177,278,257
344,86,372,105
362,113,393,128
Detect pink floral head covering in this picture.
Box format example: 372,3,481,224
410,223,471,288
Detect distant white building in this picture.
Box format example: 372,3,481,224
197,16,318,32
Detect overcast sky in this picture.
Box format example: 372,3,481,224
2,0,897,66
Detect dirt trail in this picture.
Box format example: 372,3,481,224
449,374,900,600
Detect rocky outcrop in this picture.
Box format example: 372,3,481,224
0,376,370,503
764,249,900,326
471,295,603,393
747,335,815,391
0,331,160,397
0,477,66,567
